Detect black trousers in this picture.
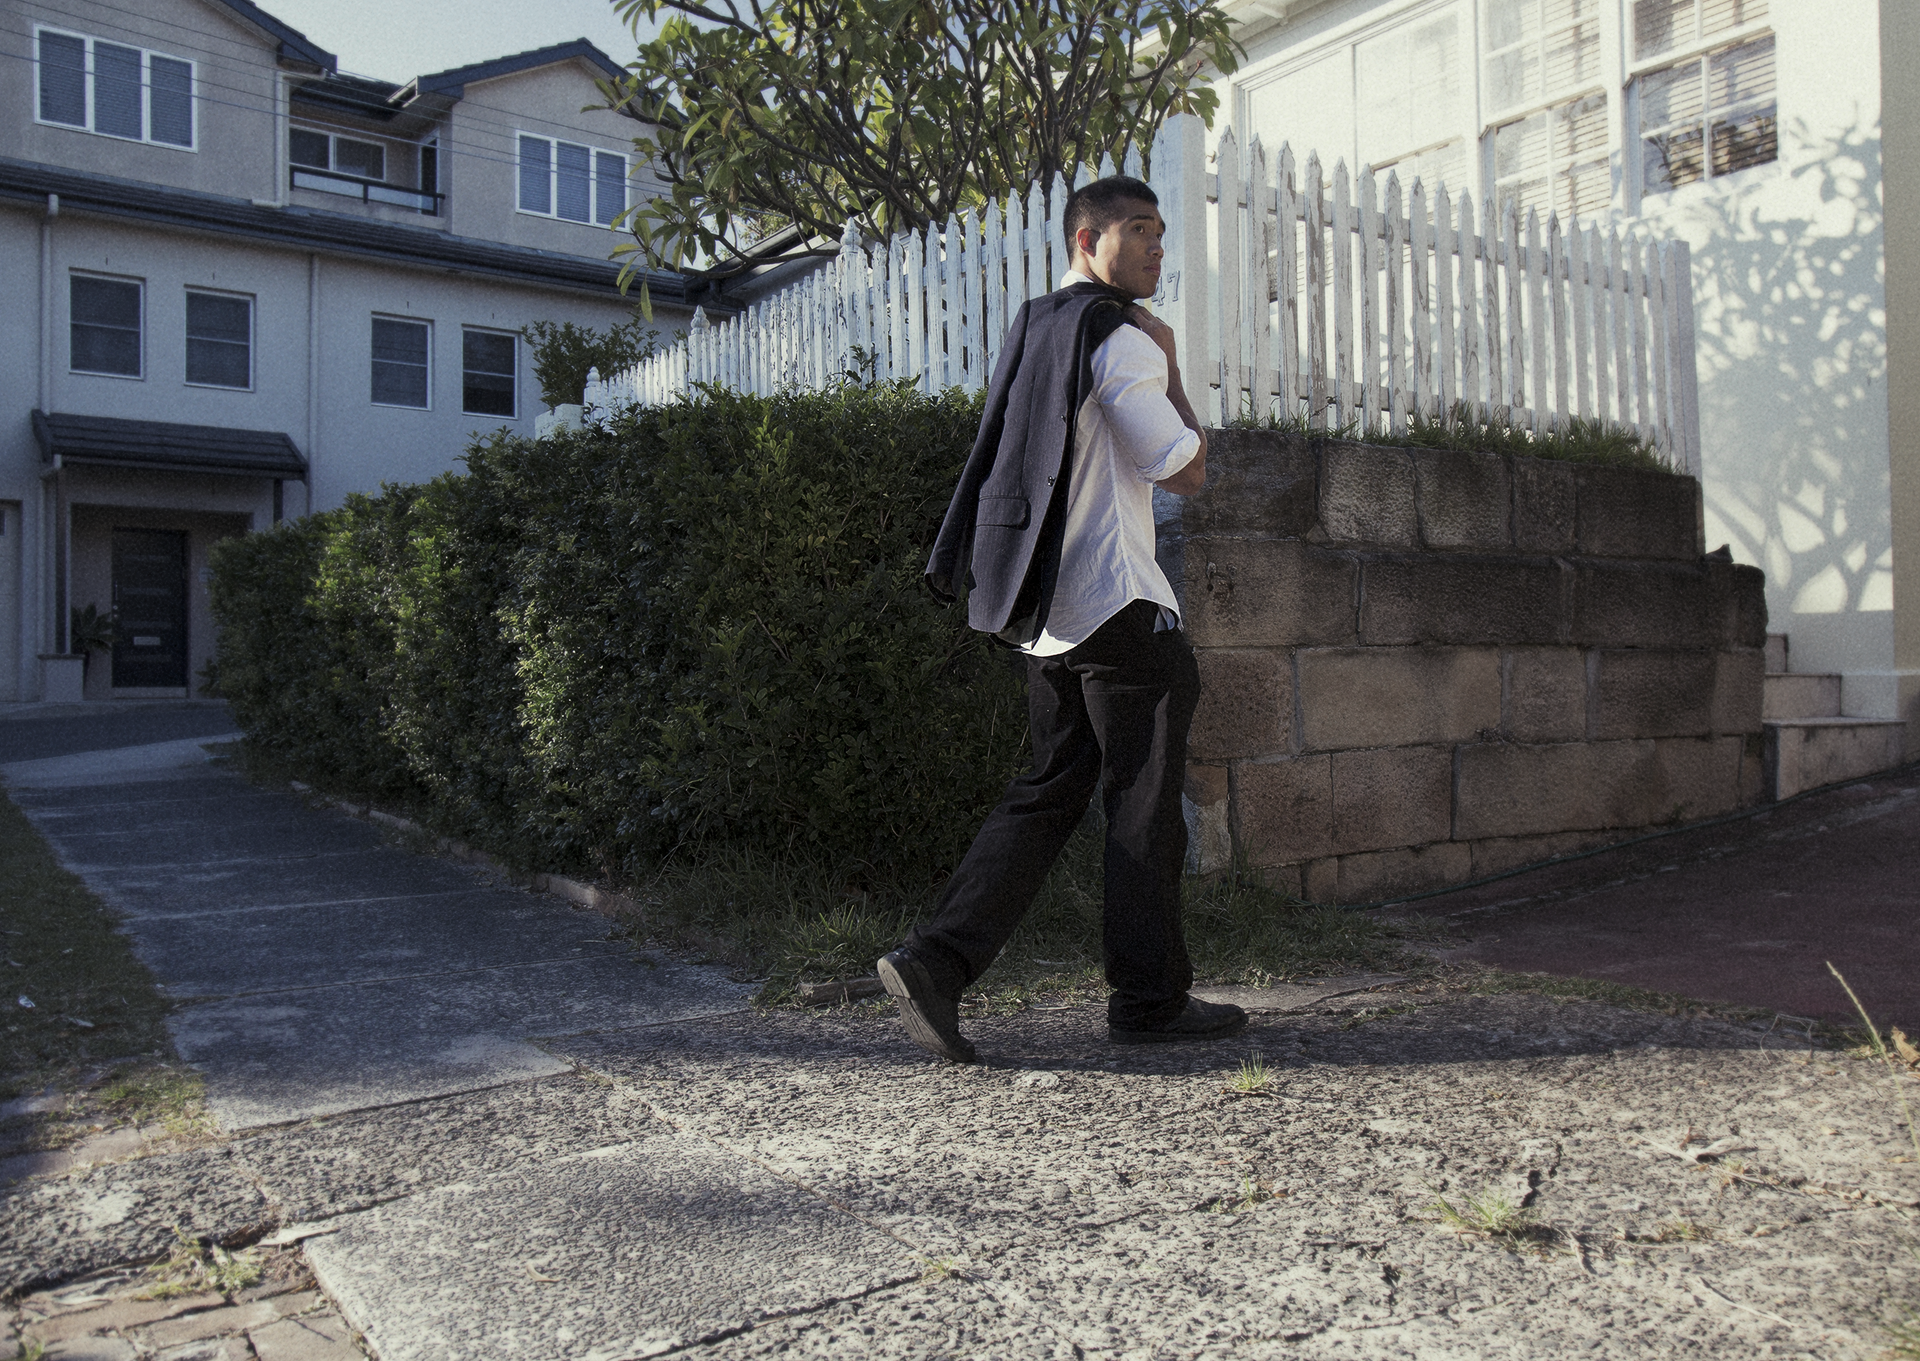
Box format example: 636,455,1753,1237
907,599,1203,1028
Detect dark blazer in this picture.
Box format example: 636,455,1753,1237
924,282,1132,645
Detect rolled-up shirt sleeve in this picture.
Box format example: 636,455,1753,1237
1091,324,1200,484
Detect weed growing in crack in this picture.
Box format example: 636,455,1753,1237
1206,1175,1278,1214
1427,1187,1554,1252
916,1255,963,1284
137,1227,262,1299
1225,1053,1272,1096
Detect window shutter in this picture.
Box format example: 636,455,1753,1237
594,151,624,225
555,142,591,222
38,32,86,126
93,42,144,139
518,136,551,214
149,55,191,146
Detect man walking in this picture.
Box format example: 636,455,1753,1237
878,174,1246,1062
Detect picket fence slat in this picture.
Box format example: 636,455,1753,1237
595,117,1699,469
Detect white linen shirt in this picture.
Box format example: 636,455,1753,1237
1022,271,1201,657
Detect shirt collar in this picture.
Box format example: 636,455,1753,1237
1060,268,1096,289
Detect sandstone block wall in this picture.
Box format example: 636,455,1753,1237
1165,431,1769,904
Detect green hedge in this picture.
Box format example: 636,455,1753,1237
209,381,1025,888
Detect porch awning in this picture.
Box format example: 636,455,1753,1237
32,410,307,479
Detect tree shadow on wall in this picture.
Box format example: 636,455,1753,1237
1667,115,1891,622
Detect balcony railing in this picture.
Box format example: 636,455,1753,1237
290,165,442,215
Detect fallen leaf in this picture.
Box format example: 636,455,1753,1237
1891,1028,1919,1069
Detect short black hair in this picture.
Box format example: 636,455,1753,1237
1063,174,1158,252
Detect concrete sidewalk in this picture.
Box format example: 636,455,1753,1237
3,729,1917,1359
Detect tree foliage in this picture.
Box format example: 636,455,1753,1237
606,0,1240,278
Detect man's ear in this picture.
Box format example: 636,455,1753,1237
1073,225,1100,260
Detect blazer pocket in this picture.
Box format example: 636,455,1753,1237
975,495,1030,529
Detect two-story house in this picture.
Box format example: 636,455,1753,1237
1198,0,1917,763
0,0,702,702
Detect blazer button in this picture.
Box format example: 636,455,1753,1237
1047,476,1056,485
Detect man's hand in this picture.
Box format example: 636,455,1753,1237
1126,306,1207,495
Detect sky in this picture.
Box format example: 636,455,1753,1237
261,0,661,82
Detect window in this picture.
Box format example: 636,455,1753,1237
1635,0,1775,194
70,275,142,377
186,292,251,389
35,27,193,149
1633,0,1768,60
289,127,386,181
517,134,626,226
1491,92,1611,218
1356,12,1468,183
1481,0,1609,219
371,318,430,408
462,330,517,417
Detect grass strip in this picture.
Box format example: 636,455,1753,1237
0,789,175,1092
637,812,1435,1004
1229,403,1672,471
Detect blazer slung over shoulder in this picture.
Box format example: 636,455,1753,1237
924,282,1131,646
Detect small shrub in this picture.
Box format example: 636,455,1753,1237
522,317,664,409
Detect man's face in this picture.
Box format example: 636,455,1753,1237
1075,199,1165,300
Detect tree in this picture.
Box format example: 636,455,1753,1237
605,0,1240,282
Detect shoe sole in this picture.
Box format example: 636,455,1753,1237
877,955,978,1064
1107,1013,1249,1045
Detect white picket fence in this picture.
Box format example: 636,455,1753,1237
591,114,1699,470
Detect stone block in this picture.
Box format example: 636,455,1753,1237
1505,648,1588,742
1651,735,1745,821
1297,647,1500,751
1739,732,1767,805
1180,430,1319,539
1454,740,1661,838
1413,448,1511,549
1334,842,1472,903
1712,649,1765,734
1234,755,1332,865
1718,561,1770,648
1184,763,1229,807
1330,745,1453,854
1182,762,1232,876
1571,561,1717,649
1574,464,1702,559
1189,649,1292,759
1320,442,1417,546
1302,857,1339,903
1455,736,1742,838
1592,650,1717,739
1183,539,1357,648
1468,830,1610,877
1512,457,1576,552
1359,556,1567,646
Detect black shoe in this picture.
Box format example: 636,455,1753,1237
1108,996,1248,1045
877,948,978,1064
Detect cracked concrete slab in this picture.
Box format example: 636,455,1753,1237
13,769,752,1131
303,1130,918,1361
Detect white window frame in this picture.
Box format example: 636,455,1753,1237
33,24,196,151
515,131,629,228
459,327,519,420
68,270,145,381
183,288,255,392
1627,12,1777,204
370,315,433,411
289,125,389,182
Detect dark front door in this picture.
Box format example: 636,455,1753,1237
112,529,189,688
